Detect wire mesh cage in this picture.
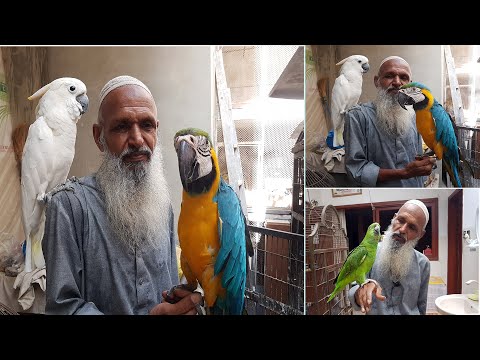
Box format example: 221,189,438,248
291,130,304,235
245,224,304,315
305,204,352,315
457,125,480,187
215,46,302,210
0,301,18,315
305,165,336,188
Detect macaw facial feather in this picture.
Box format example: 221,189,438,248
398,86,427,110
175,133,215,194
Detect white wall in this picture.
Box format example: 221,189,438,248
47,46,212,231
307,188,455,282
462,189,479,294
337,45,443,104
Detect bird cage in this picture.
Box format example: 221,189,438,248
305,204,352,315
291,130,304,234
305,165,336,188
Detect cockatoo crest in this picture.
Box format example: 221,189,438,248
330,55,369,147
28,77,89,127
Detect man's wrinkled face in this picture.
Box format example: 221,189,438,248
94,85,159,164
391,204,426,247
374,59,412,96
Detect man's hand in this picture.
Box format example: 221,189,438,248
354,281,386,313
149,287,204,315
403,156,436,179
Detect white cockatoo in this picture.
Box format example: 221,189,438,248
331,55,370,147
21,77,89,273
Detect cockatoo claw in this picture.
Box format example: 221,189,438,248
42,178,78,204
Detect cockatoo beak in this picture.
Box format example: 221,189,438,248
76,94,89,115
362,63,370,73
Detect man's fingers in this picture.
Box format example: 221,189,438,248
373,285,386,301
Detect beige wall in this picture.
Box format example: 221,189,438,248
337,45,443,103
47,46,212,228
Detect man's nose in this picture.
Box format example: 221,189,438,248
128,125,145,148
398,223,408,234
391,75,402,87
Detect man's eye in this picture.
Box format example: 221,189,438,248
114,124,128,131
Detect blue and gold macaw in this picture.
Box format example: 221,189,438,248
398,82,473,187
173,128,253,315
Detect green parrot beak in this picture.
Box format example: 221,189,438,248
397,90,415,110
176,140,198,192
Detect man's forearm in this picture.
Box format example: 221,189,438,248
377,168,406,183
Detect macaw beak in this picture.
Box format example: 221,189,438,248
76,94,89,115
397,90,416,110
176,140,198,192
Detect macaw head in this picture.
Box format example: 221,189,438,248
397,82,432,111
174,128,217,195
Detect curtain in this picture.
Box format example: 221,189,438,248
337,208,347,237
0,47,48,252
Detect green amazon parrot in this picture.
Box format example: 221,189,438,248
327,222,381,303
173,128,253,315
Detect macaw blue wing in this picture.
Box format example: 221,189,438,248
213,178,247,315
431,99,459,165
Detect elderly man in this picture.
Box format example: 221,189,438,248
42,75,202,315
344,56,435,187
348,199,431,315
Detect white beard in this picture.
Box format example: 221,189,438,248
374,87,416,137
377,223,419,283
96,135,171,252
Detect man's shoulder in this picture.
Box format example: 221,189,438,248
414,249,431,265
345,102,375,120
45,174,97,205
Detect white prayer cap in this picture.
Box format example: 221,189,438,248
403,199,429,230
99,75,152,105
379,55,409,68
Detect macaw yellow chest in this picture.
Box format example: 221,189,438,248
178,194,220,276
415,109,444,159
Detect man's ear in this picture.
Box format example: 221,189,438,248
93,124,105,152
420,229,426,239
374,75,379,87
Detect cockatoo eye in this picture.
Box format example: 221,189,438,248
69,86,76,93
357,60,362,63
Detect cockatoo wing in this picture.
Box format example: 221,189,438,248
21,116,55,237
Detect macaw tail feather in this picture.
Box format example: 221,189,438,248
212,290,246,315
443,160,462,188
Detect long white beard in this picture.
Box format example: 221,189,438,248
377,223,419,283
374,87,416,137
96,135,171,252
